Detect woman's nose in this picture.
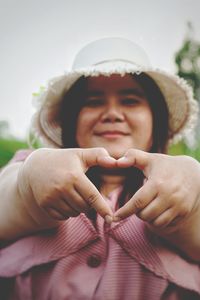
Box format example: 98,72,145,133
101,104,125,123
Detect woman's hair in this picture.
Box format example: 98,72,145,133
60,73,169,214
134,74,169,153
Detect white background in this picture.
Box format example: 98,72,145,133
0,0,200,138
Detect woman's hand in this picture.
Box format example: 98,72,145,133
18,148,116,225
114,149,200,232
113,149,200,261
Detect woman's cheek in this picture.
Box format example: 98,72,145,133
76,113,96,147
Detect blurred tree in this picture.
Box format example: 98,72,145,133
0,120,10,138
175,22,200,102
170,22,200,156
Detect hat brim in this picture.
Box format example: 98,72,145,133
31,61,198,148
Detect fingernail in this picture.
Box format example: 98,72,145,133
105,215,113,224
113,216,121,222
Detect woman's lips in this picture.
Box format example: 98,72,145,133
95,131,130,139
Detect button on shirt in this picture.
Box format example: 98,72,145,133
87,254,102,268
0,150,200,300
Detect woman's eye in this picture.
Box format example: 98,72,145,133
121,98,140,105
84,99,104,107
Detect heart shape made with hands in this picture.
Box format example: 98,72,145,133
83,147,151,223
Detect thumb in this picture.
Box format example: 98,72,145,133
80,147,117,171
116,149,151,171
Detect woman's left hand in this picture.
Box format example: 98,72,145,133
114,149,200,232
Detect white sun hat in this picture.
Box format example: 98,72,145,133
31,37,199,147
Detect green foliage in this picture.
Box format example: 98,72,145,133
173,22,200,159
174,23,200,118
0,138,28,168
0,136,41,168
175,38,200,100
168,141,200,161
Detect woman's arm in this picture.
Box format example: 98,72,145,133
0,148,115,243
0,162,59,243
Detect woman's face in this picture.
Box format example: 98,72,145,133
76,74,153,159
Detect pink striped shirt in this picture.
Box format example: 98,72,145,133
0,150,200,300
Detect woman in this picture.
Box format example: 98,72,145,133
0,37,200,299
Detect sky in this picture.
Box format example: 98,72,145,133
0,0,200,139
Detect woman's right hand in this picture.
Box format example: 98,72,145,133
17,148,116,227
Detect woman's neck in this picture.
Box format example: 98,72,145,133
100,173,125,197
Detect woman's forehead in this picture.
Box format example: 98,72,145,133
85,73,145,95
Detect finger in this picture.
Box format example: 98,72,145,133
46,207,70,221
64,189,90,212
138,196,170,222
116,149,151,171
74,174,113,222
47,200,80,219
151,208,178,228
81,148,117,169
57,198,81,216
113,180,157,221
